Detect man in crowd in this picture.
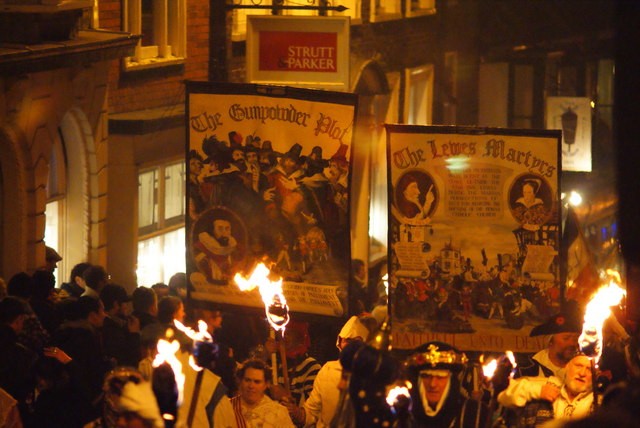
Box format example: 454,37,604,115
60,262,92,299
0,296,36,422
230,359,295,427
518,312,582,379
302,315,371,427
498,354,594,427
52,296,111,422
177,340,237,427
82,265,110,298
405,341,490,428
132,286,159,330
100,283,141,367
43,246,62,273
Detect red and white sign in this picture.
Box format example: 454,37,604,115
247,16,350,91
259,31,338,73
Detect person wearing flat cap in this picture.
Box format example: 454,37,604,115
406,341,490,428
517,311,582,379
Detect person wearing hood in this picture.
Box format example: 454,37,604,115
405,341,490,428
301,316,371,428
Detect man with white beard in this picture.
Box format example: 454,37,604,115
498,354,594,427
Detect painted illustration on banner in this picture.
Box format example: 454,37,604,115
387,126,561,352
546,96,592,172
187,83,357,317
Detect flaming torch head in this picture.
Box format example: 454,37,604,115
234,262,290,334
579,270,626,365
267,296,290,331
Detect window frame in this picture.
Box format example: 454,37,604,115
136,159,186,286
123,0,187,70
405,0,435,18
370,0,402,23
403,64,434,125
137,159,186,240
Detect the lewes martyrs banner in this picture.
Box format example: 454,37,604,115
186,82,357,317
386,126,561,352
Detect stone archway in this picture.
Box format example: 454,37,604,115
58,108,97,272
0,125,32,278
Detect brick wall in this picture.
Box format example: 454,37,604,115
103,0,210,114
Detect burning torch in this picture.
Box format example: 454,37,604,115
578,269,626,407
235,262,292,393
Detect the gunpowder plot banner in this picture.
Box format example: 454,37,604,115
186,82,358,317
386,125,562,352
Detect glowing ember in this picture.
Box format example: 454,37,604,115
482,359,498,379
386,382,412,407
153,338,185,405
234,262,290,333
579,270,626,364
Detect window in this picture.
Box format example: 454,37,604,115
370,0,401,22
137,161,186,286
405,0,435,18
512,64,534,128
45,135,67,285
124,0,187,69
404,64,433,125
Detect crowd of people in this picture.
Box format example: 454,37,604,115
1,247,639,428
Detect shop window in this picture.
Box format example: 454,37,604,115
123,0,187,69
405,0,435,17
137,161,186,286
370,0,401,22
404,64,433,125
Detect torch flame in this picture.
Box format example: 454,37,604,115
386,382,412,407
234,262,290,333
505,350,517,378
173,319,213,371
174,319,212,343
579,270,626,365
482,359,498,379
153,338,185,405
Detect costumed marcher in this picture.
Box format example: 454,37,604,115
265,320,321,426
230,358,295,428
405,341,491,428
498,354,594,427
85,366,164,428
330,321,399,428
518,312,582,379
302,316,371,428
177,340,237,428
